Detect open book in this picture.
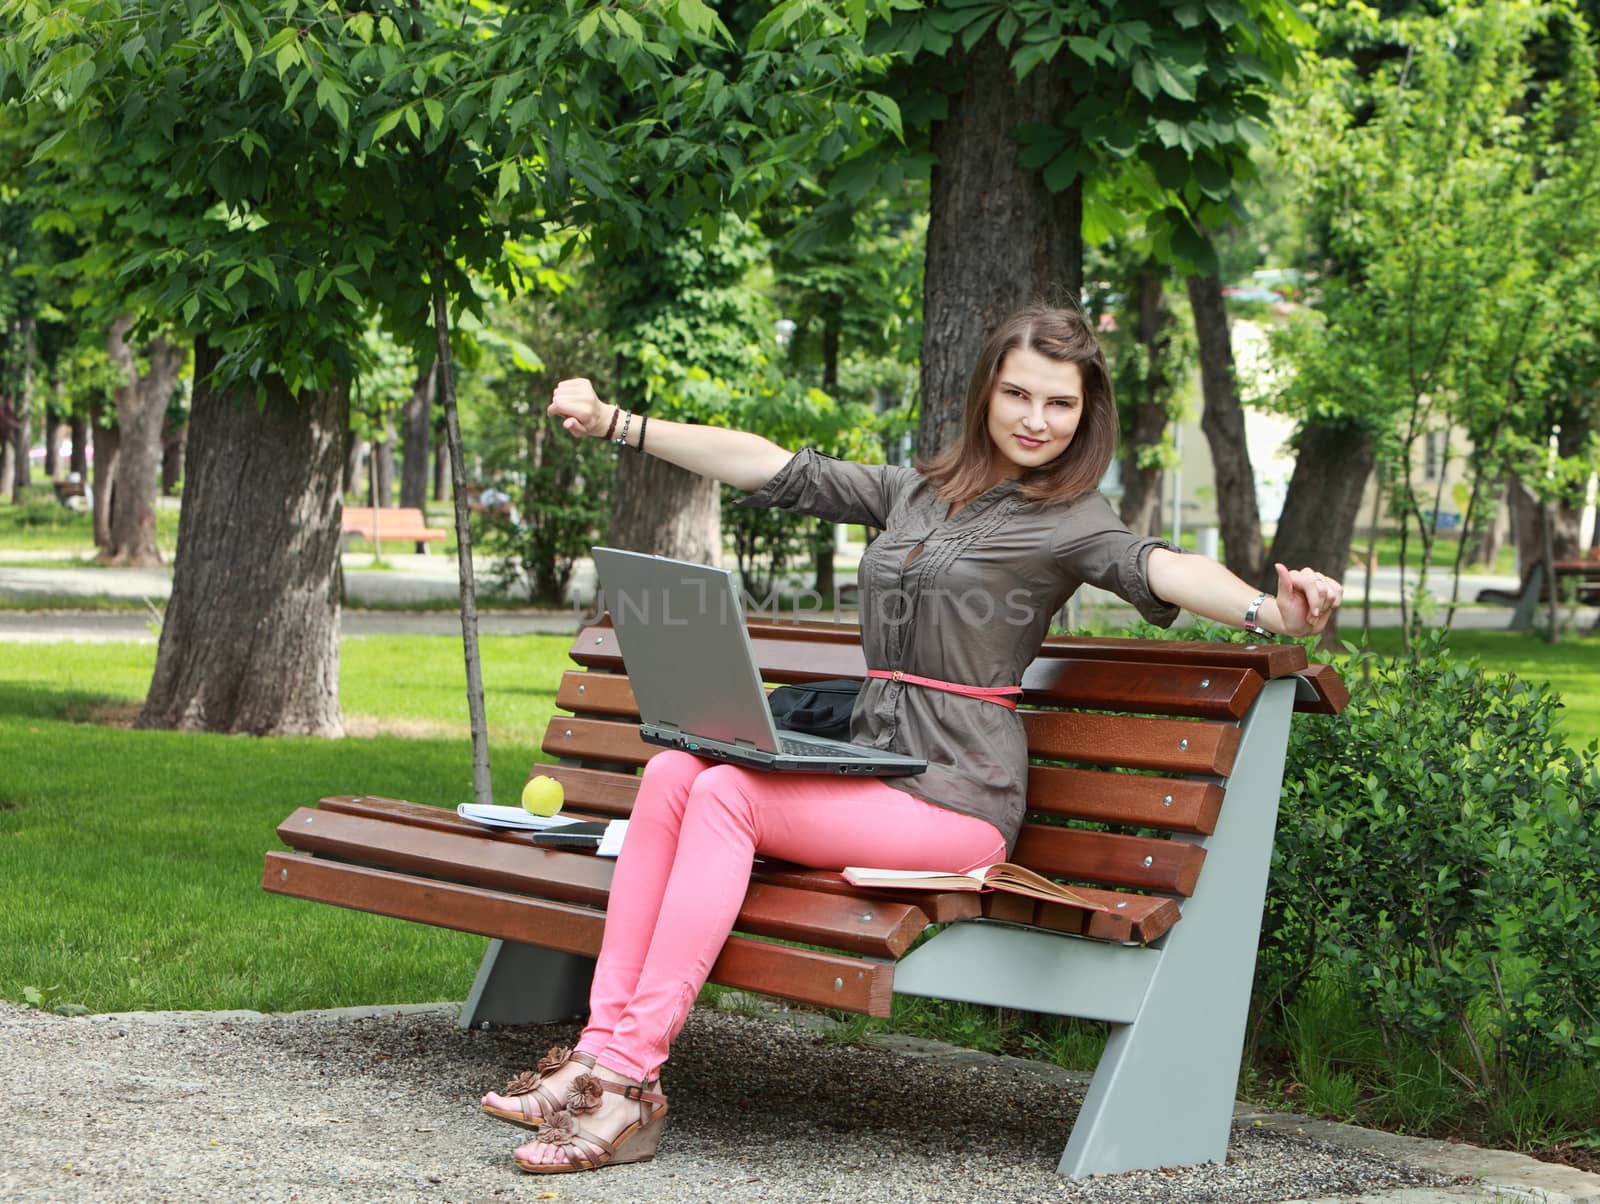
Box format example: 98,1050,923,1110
841,863,1108,912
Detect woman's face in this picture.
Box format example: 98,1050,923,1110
984,346,1084,479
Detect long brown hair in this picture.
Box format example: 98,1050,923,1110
919,305,1117,507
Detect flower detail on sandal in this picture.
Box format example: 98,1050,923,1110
502,1070,542,1097
536,1045,573,1077
567,1073,604,1113
536,1110,579,1149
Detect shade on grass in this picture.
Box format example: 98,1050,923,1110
0,633,576,1014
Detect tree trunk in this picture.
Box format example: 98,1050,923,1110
90,404,119,553
161,420,185,494
0,439,11,498
103,317,185,566
45,410,65,479
138,337,347,736
1267,421,1375,643
343,436,365,498
1119,270,1169,537
400,360,436,510
1119,418,1165,535
9,316,35,503
1188,273,1264,581
433,432,449,502
70,415,88,478
606,450,721,565
372,418,395,507
919,36,1083,459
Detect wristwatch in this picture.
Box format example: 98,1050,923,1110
1243,592,1270,636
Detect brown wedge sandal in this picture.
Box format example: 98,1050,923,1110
513,1072,669,1175
480,1045,596,1130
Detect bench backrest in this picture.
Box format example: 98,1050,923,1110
542,618,1345,944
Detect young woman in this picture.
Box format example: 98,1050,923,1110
480,304,1342,1175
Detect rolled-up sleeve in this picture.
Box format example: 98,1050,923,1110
1055,492,1183,627
738,448,908,529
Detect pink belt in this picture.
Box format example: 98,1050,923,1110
866,669,1024,710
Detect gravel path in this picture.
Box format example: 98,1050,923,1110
1,1000,1468,1204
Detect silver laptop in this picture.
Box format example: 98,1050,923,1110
590,547,926,776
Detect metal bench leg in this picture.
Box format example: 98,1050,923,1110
458,939,595,1029
1057,678,1297,1177
1509,562,1545,631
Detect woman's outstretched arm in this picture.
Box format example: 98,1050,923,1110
1146,549,1344,639
550,377,793,492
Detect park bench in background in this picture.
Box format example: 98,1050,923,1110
263,618,1346,1177
1477,552,1600,630
340,506,447,554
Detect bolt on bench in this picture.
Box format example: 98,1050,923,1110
263,618,1346,1177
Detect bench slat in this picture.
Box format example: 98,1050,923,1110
1021,711,1239,775
545,711,1239,778
1012,824,1206,896
276,808,931,958
569,621,1342,714
264,853,896,1015
557,663,1263,722
1024,766,1223,834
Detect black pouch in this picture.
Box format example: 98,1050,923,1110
767,678,862,740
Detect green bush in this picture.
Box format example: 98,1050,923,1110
1260,627,1600,1097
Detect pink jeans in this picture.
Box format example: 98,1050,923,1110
573,750,1007,1081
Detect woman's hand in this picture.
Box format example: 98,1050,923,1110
1270,562,1344,637
549,378,615,439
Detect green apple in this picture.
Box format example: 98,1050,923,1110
520,774,564,817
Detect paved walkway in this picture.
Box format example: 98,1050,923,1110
3,553,1593,641
3,998,1597,1204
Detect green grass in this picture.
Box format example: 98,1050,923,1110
1355,628,1600,748
0,634,575,1014
0,491,182,553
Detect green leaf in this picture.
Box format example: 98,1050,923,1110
229,17,254,66
1042,149,1084,193
497,159,519,201
1067,36,1106,66
1131,59,1158,101
224,265,246,291
1205,0,1247,29
1151,57,1197,101
295,268,314,306
372,107,406,143
346,12,375,44
576,9,601,45
404,105,421,139
424,97,445,132
275,38,300,77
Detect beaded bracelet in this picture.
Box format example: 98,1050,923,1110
615,410,633,449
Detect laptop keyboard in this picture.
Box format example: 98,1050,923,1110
778,736,872,757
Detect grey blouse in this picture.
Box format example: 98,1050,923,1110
741,448,1181,850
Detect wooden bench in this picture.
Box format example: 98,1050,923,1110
263,618,1347,1177
341,506,447,552
1478,556,1600,629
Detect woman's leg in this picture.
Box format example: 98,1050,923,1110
514,767,1004,1168
480,750,709,1119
